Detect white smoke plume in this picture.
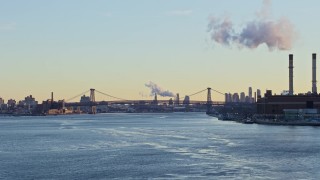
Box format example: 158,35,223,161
145,81,175,97
208,0,297,51
208,16,235,46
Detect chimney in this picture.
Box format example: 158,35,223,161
289,54,294,95
312,53,317,94
51,92,54,103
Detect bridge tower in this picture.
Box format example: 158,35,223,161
206,87,212,113
90,89,96,102
89,88,97,114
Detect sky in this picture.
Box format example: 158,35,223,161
1,0,320,102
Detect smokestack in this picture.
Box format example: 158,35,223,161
51,92,54,102
312,53,317,94
289,54,294,95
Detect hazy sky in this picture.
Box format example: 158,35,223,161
1,0,320,102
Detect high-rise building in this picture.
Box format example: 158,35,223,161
257,89,261,98
175,93,180,105
24,95,38,107
0,97,5,110
7,99,16,109
0,97,4,105
225,93,229,103
245,96,250,103
248,87,254,103
225,93,232,103
80,95,90,103
232,93,240,103
240,92,245,102
183,96,190,105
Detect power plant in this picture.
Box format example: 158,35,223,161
257,53,320,115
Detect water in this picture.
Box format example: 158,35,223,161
0,113,320,179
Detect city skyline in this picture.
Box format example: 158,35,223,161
1,0,320,101
0,85,260,107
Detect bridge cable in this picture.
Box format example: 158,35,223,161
211,89,225,96
179,88,225,101
187,89,208,97
65,90,90,102
95,90,129,101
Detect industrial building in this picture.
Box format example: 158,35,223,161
257,53,320,114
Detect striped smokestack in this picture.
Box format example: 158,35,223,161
289,54,294,95
312,53,317,94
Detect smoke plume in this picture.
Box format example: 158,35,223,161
208,0,297,51
145,81,175,97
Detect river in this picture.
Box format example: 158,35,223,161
0,113,319,179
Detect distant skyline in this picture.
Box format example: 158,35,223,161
1,0,320,102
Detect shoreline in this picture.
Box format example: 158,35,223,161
207,113,320,126
254,119,320,126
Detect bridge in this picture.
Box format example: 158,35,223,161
64,88,225,114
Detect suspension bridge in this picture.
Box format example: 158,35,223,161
63,88,225,114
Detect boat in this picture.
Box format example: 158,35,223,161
242,118,254,124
